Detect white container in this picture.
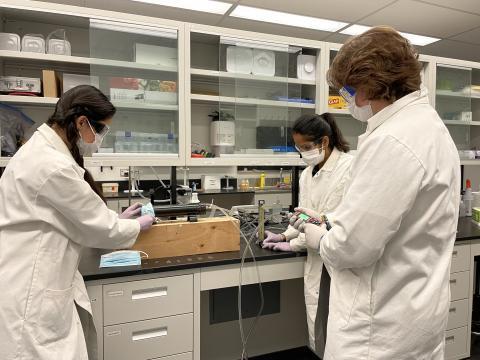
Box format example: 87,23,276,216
47,38,71,55
202,175,221,190
134,43,177,69
226,46,253,74
252,49,275,76
0,76,41,93
461,111,472,122
102,182,119,194
297,54,316,81
465,187,473,217
110,88,144,102
63,74,99,93
21,35,45,53
0,33,20,51
144,90,177,104
210,121,235,146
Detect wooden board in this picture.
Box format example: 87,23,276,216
131,216,240,259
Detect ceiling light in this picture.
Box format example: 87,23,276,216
131,0,232,15
340,24,440,46
230,5,348,32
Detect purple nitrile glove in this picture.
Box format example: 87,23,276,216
119,203,142,219
262,241,292,252
137,215,155,231
259,230,284,244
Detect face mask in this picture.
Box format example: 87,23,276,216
348,96,373,123
301,147,325,166
76,120,105,156
99,250,147,268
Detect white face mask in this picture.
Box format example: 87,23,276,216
301,147,325,166
348,95,373,122
76,120,104,156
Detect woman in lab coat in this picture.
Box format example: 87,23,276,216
292,26,460,359
0,85,155,360
261,112,353,356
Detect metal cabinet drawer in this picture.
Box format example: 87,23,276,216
103,275,193,326
451,244,470,273
445,326,468,360
449,271,469,301
447,299,469,330
104,313,193,360
152,352,192,360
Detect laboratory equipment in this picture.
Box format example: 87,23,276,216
102,182,119,194
226,46,253,74
257,200,265,244
209,111,235,157
0,33,20,51
190,192,200,204
252,49,275,76
153,203,207,220
222,175,234,190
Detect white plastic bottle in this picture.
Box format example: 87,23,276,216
465,179,473,217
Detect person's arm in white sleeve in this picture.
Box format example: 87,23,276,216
37,166,140,249
319,135,425,270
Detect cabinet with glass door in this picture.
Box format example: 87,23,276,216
188,26,321,166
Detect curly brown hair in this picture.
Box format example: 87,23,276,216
327,26,423,102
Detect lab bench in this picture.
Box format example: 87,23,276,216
81,218,477,360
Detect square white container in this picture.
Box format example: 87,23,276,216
252,49,275,76
134,43,177,69
47,39,71,55
21,35,45,53
297,54,316,81
0,33,20,51
226,46,253,74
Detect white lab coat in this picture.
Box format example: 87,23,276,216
283,147,352,353
317,89,460,359
0,124,140,360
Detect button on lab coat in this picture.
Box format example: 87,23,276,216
0,124,140,360
317,89,460,359
283,147,353,353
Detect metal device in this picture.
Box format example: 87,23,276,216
153,203,207,222
257,200,265,244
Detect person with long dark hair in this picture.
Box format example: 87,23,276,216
261,112,353,357
0,85,154,360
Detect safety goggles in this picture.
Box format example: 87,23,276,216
89,120,110,138
339,85,356,104
295,142,319,152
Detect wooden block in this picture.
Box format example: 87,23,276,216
131,217,240,259
42,70,58,98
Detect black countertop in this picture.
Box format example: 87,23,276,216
80,217,480,281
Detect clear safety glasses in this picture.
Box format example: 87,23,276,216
88,120,110,139
295,142,319,152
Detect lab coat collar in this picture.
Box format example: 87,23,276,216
37,123,75,161
320,147,341,173
366,87,429,134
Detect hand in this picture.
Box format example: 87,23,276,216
304,223,328,251
258,230,284,244
289,207,322,232
119,203,142,219
262,241,292,252
137,215,155,231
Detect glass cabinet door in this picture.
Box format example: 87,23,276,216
89,19,179,158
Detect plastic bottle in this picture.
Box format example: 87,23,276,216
459,195,466,218
465,179,473,217
259,172,266,189
271,199,282,222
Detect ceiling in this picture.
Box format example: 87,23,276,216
40,0,480,62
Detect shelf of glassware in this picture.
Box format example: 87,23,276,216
0,95,179,111
0,50,177,73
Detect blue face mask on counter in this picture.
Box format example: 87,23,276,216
141,203,155,217
99,250,147,268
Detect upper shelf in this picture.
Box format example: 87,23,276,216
190,94,316,109
190,68,316,85
436,89,480,99
0,50,178,73
0,95,179,111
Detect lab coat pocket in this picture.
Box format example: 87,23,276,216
34,286,74,345
330,269,360,330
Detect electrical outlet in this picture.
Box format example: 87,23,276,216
120,169,129,177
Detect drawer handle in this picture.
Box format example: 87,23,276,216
449,307,456,313
132,327,168,342
132,287,167,300
446,335,455,344
452,250,458,257
450,279,457,284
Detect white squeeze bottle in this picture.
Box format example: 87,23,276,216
465,179,473,217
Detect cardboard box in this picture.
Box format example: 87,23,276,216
132,217,240,259
328,95,347,109
42,70,58,98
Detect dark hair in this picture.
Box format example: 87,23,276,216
327,26,422,102
292,113,350,153
47,85,116,201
